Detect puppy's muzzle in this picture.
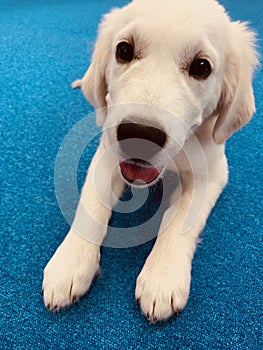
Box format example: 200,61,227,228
116,120,167,186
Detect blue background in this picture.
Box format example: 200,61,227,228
1,0,262,348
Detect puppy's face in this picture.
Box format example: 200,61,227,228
82,0,257,186
103,12,224,185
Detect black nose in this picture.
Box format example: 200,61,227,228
117,121,166,160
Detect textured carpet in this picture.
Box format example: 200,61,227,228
1,0,262,349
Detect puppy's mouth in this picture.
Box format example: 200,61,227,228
119,159,163,186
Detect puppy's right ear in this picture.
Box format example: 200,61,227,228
72,8,124,126
75,56,107,126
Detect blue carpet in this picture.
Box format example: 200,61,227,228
1,0,262,348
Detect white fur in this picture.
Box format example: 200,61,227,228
43,0,258,321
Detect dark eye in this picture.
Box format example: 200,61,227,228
116,41,134,63
189,58,211,80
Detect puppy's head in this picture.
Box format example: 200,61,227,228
80,0,258,186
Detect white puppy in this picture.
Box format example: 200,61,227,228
43,0,258,322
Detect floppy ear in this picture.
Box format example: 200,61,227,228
213,22,259,144
79,49,108,126
72,8,124,126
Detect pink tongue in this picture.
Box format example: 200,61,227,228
120,161,160,183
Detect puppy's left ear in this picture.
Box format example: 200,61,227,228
213,22,259,144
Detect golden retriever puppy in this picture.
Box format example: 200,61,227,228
43,0,258,322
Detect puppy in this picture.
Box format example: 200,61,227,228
43,0,258,322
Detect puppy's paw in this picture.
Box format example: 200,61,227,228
135,258,191,322
42,231,100,311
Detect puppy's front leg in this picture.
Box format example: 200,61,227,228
43,141,124,311
136,160,228,322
